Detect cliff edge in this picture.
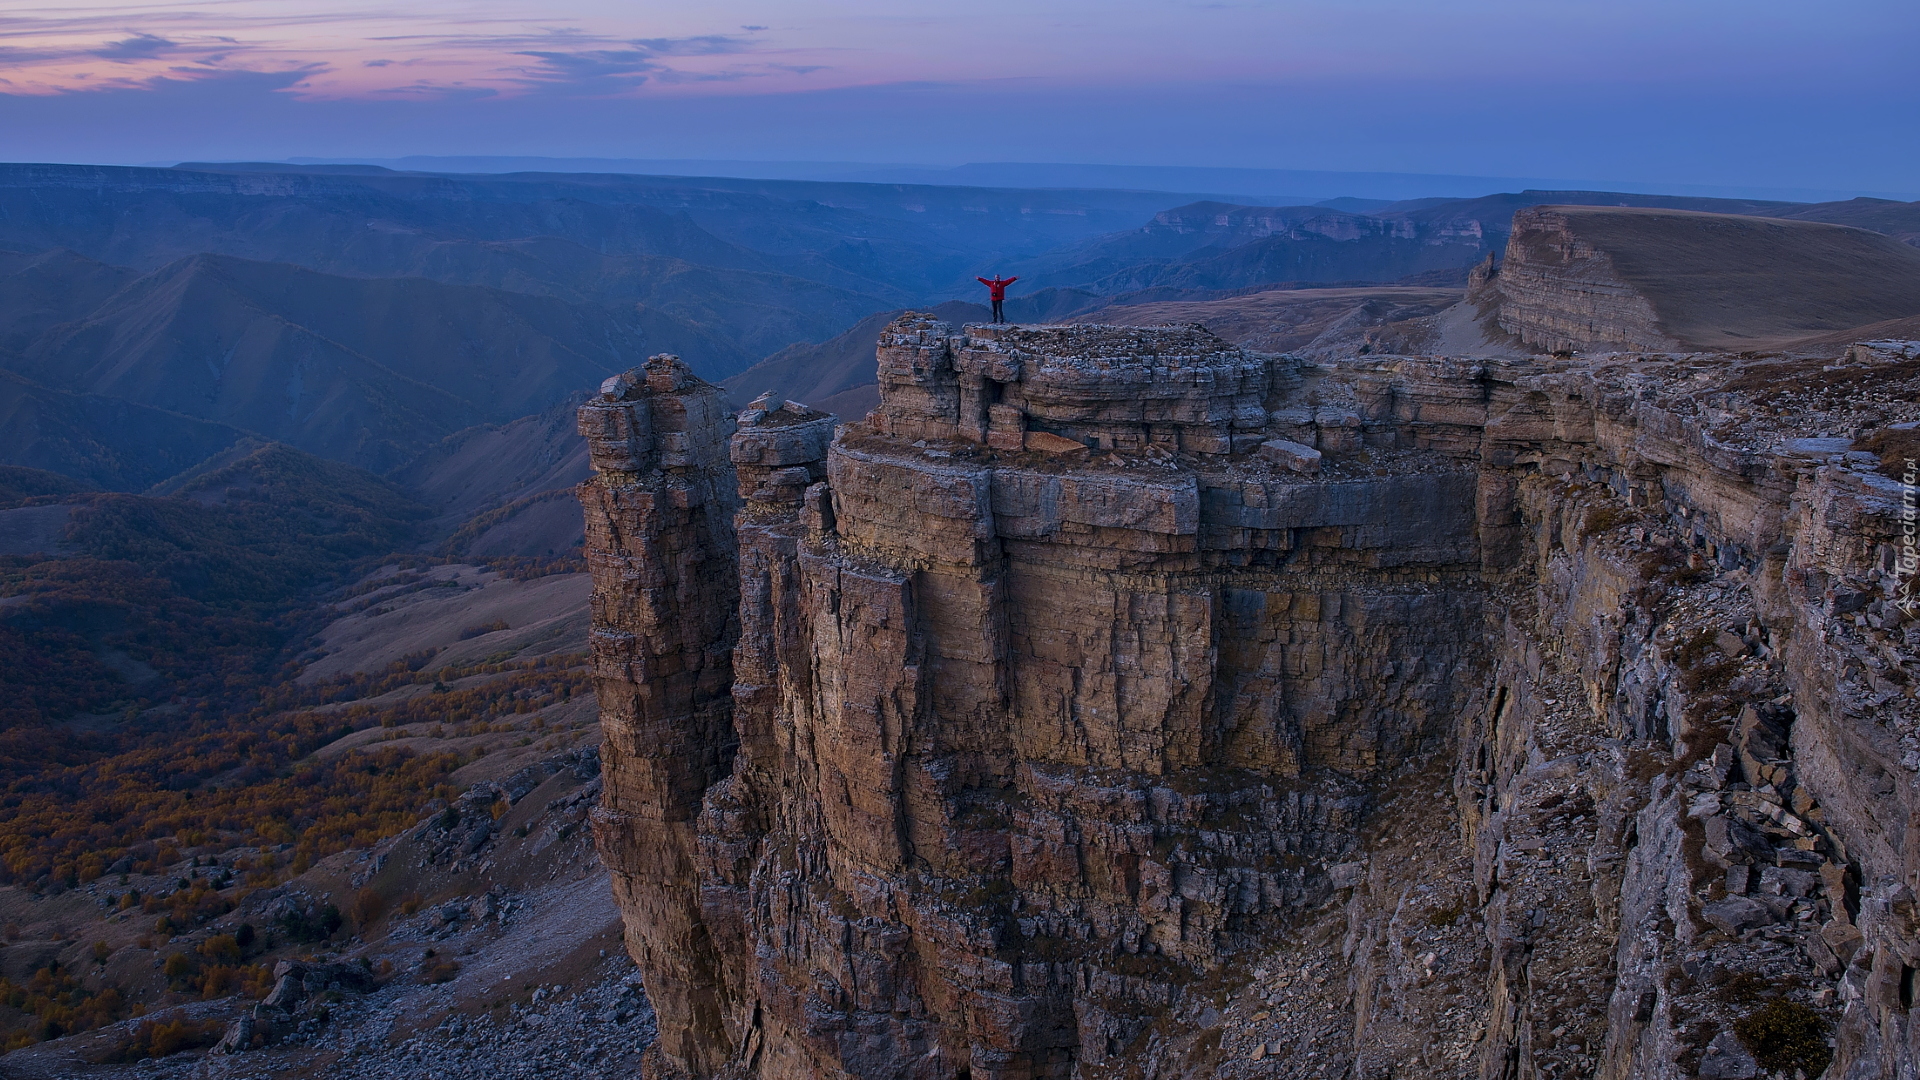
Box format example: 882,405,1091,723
578,325,1920,1078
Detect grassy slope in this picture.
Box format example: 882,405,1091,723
1551,207,1920,349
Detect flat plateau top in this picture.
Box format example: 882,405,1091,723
945,320,1245,361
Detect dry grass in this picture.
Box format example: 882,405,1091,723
1855,426,1920,481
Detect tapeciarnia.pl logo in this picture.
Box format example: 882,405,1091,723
1899,458,1918,616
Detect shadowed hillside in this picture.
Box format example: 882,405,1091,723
387,240,898,359
0,163,1234,356
0,443,427,770
0,249,139,354
2,254,729,472
1778,197,1920,247
722,301,987,409
387,401,596,559
0,436,618,1066
0,465,94,509
0,370,247,490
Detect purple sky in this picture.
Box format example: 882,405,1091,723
3,0,1916,194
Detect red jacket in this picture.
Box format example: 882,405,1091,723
977,275,1017,301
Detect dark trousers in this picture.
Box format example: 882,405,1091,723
991,298,1004,322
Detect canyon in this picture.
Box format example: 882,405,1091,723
580,320,1920,1078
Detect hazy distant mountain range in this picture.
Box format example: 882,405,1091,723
270,158,1920,204
0,159,1916,515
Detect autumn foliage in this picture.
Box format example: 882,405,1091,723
0,442,592,1052
0,962,128,1050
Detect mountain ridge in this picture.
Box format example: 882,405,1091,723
1,253,723,472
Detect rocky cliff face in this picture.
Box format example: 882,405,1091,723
578,328,1920,1079
1494,208,1679,354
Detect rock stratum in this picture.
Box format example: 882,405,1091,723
577,323,1920,1079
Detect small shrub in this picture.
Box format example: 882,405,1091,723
161,953,193,986
1853,426,1920,482
197,934,241,965
459,619,511,640
352,887,384,929
1735,999,1830,1077
1675,629,1719,669
239,963,275,999
107,1017,222,1061
1717,971,1768,1005
1425,897,1467,928
421,956,461,984
0,963,129,1046
1681,658,1741,695
199,964,235,998
275,903,342,943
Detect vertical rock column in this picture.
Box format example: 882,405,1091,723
699,394,838,1044
576,355,740,1078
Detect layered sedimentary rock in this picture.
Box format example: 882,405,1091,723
1495,205,1920,354
1494,208,1677,354
580,326,1920,1079
577,354,741,1073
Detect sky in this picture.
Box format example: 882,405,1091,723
2,0,1917,195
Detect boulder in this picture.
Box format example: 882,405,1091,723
1698,1030,1759,1079
1702,813,1773,866
1258,438,1323,475
1702,896,1785,935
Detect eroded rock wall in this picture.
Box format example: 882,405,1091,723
577,354,742,1075
1494,207,1678,354
579,325,1920,1079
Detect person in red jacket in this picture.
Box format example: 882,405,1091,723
977,275,1017,323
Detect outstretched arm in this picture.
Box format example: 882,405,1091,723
1003,277,1018,286
976,277,993,287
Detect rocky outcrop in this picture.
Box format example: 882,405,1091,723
577,354,741,1074
1495,206,1920,354
1494,207,1677,353
579,325,1920,1078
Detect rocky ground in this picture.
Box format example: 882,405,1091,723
0,762,656,1080
0,562,659,1079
